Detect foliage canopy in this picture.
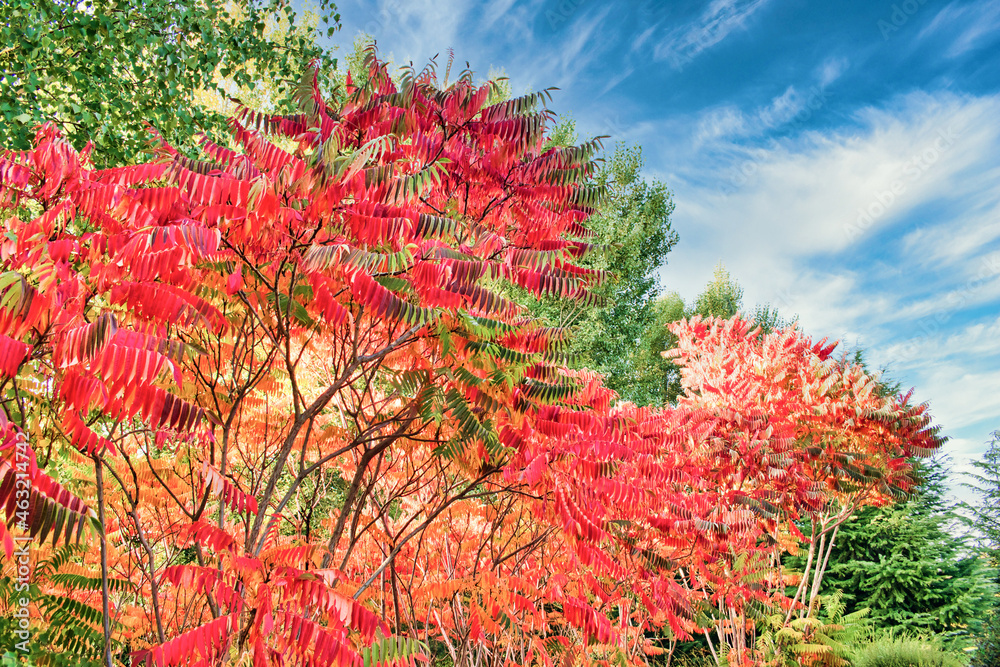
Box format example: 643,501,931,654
0,50,945,667
0,0,339,166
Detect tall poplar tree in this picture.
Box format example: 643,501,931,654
523,136,681,406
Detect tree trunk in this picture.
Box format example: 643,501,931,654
94,458,113,667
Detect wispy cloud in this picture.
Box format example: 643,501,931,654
913,365,1000,432
653,0,772,68
902,199,1000,269
920,0,1000,58
691,64,842,147
335,0,604,96
658,91,1000,335
882,314,1000,369
336,0,473,69
481,0,520,29
815,56,849,88
693,105,748,144
550,7,616,88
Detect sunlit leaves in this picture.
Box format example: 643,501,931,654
0,46,948,667
0,0,340,166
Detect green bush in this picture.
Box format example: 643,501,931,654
667,646,716,667
971,607,1000,667
851,636,964,667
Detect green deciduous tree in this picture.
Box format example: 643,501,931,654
692,262,743,320
656,264,790,403
524,137,680,406
0,0,339,165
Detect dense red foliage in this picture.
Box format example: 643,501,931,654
0,52,942,666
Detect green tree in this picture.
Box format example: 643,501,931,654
657,264,790,403
966,430,1000,564
973,607,1000,667
524,138,680,407
692,262,743,319
807,457,993,644
637,292,687,406
965,430,1000,666
0,0,339,165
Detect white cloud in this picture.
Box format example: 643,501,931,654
887,261,1000,323
694,105,748,144
815,57,849,88
941,436,988,506
598,67,636,97
659,91,1000,303
920,0,1000,58
335,0,472,71
334,0,620,106
899,169,1000,266
632,23,661,53
880,314,1000,372
690,68,840,147
912,367,1000,432
653,0,772,67
550,7,615,89
482,0,519,29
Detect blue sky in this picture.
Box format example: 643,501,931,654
323,0,1000,499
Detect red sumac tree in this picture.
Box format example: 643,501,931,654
0,51,942,667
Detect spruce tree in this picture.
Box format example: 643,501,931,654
814,457,993,644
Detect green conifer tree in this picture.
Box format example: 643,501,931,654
809,457,993,645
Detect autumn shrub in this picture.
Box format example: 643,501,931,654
0,48,946,667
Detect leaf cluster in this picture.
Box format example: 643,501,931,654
0,0,340,166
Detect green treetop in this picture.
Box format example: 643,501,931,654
653,264,790,403
522,134,680,407
1,0,339,166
